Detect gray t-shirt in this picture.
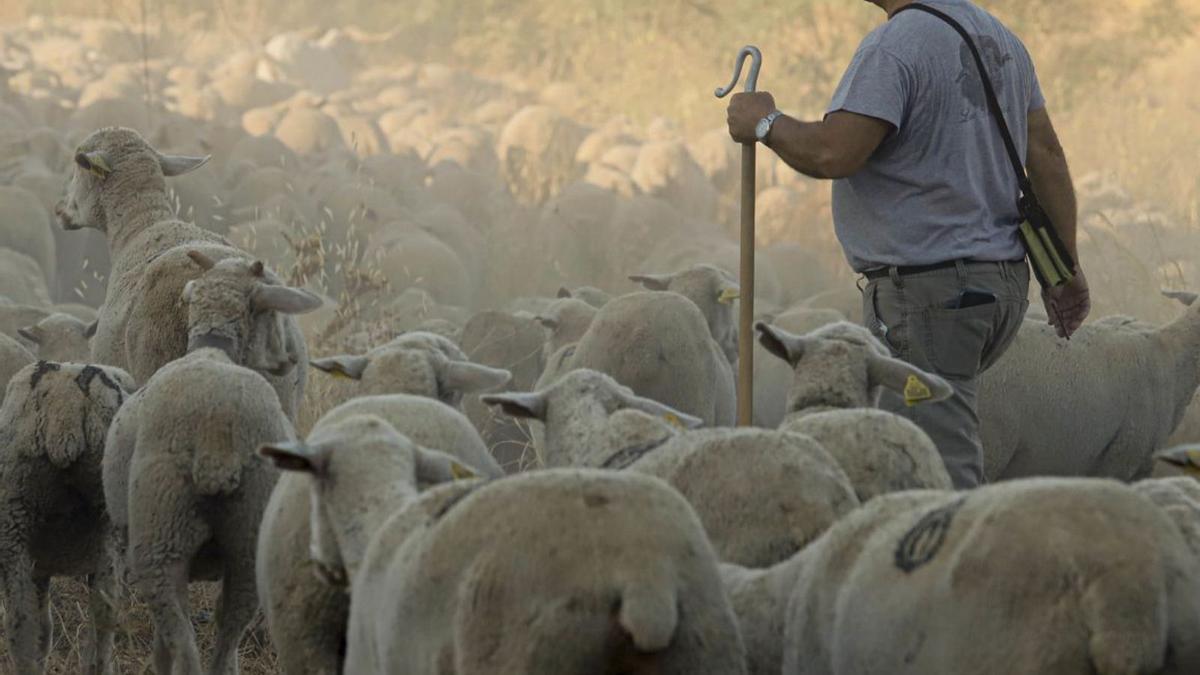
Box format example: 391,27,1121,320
827,0,1044,272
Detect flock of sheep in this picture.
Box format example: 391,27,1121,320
2,13,1200,675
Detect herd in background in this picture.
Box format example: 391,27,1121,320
1,14,1200,675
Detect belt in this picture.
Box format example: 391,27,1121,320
862,259,1021,281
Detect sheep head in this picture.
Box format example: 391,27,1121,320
756,321,953,413
17,313,95,363
259,414,471,580
482,368,702,467
311,341,512,408
55,126,210,233
183,253,322,371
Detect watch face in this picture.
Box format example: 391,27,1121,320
756,118,771,140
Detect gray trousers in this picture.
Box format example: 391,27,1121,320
862,260,1029,489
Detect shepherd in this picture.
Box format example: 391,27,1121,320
725,0,1090,489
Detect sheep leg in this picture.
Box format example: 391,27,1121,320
81,562,119,675
208,562,258,675
141,559,202,675
129,464,209,674
0,553,51,675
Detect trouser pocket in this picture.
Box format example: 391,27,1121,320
862,282,907,357
916,302,997,380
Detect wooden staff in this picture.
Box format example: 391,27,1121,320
715,46,762,427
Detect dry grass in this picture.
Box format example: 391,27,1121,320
0,579,279,674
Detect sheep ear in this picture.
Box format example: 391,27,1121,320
535,315,559,330
250,260,265,277
259,440,329,474
1162,289,1199,307
75,150,112,178
1155,445,1200,471
440,361,512,395
623,392,704,429
480,391,547,421
866,354,954,407
16,327,40,345
755,322,807,365
717,284,741,305
84,321,98,339
251,284,324,315
311,355,369,381
557,287,573,299
158,152,211,177
629,273,672,291
414,447,478,484
187,250,217,270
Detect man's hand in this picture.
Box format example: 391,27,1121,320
726,91,777,144
1042,268,1090,339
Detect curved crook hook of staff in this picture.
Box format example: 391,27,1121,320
714,45,763,98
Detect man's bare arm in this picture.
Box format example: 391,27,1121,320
725,93,890,179
1026,107,1078,259
1027,106,1088,337
764,111,892,180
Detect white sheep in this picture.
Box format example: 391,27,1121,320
751,305,844,428
719,555,806,675
259,420,748,674
533,296,597,364
495,105,585,207
756,321,956,502
181,250,322,422
102,348,293,674
978,301,1200,480
1134,476,1200,563
0,303,52,348
307,330,511,422
631,427,860,567
629,263,740,365
17,312,95,362
557,291,735,426
56,127,218,380
0,361,134,675
484,368,861,567
782,479,1200,675
458,310,548,471
483,368,705,468
257,393,504,675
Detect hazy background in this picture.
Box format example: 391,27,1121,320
3,0,1196,218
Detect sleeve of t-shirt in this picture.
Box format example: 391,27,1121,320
826,45,912,131
1028,58,1046,112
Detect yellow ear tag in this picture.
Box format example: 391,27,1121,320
718,288,741,305
450,461,477,480
327,367,355,380
903,375,934,407
662,413,683,429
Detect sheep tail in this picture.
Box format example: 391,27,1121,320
190,430,246,496
616,582,678,653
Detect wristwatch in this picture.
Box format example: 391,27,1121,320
756,110,783,143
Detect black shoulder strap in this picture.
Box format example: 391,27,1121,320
894,3,1034,198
